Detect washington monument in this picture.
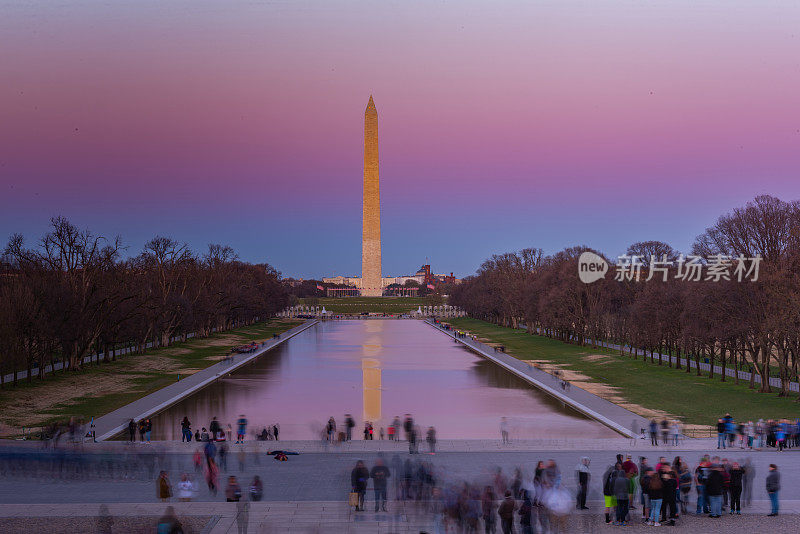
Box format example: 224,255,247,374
361,95,382,296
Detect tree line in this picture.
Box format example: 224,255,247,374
449,195,800,398
0,217,289,387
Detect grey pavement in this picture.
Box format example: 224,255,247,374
92,320,318,440
1,441,798,503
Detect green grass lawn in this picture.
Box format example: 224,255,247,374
447,318,800,427
299,296,436,314
0,319,303,434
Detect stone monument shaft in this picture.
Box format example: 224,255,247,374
361,95,382,296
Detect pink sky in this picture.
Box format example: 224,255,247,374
1,1,798,277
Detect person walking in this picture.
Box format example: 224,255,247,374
575,457,590,510
500,417,510,444
497,490,516,534
128,419,136,442
157,470,172,502
766,464,780,516
370,458,391,511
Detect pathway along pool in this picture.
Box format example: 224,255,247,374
146,320,617,440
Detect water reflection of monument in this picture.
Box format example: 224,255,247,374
362,358,382,423
361,321,383,423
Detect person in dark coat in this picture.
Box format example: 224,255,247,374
351,460,370,511
706,466,724,517
613,467,630,525
370,459,391,512
497,490,516,534
128,419,136,442
729,462,744,514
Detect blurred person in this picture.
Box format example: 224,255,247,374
766,464,780,516
205,457,219,496
345,414,355,441
500,417,509,444
236,414,248,443
219,442,228,471
156,506,182,534
613,464,629,525
649,419,658,446
226,423,233,443
249,475,263,501
742,458,755,507
177,473,195,502
96,504,114,534
695,456,710,514
371,458,391,511
157,470,172,502
209,416,222,441
236,500,249,534
226,475,242,502
237,446,246,472
427,426,437,453
481,485,497,534
144,418,152,443
128,419,136,442
602,463,618,524
729,462,743,514
327,417,337,441
408,426,417,454
351,460,370,511
273,423,279,441
518,490,533,534
622,454,638,509
497,490,516,534
574,457,590,510
138,419,146,442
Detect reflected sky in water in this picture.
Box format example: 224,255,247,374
149,320,616,439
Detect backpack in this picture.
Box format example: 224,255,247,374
603,471,616,496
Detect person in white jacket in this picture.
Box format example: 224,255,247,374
177,473,195,502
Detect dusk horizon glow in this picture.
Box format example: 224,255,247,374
2,0,799,279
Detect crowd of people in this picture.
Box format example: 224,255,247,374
124,414,281,444
350,456,573,533
715,413,800,451
322,414,438,454
599,453,782,526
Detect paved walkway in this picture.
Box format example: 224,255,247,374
1,500,799,533
93,320,318,441
425,320,650,438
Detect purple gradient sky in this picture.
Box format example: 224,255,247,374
1,1,798,278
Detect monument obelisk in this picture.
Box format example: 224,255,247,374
361,95,382,296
